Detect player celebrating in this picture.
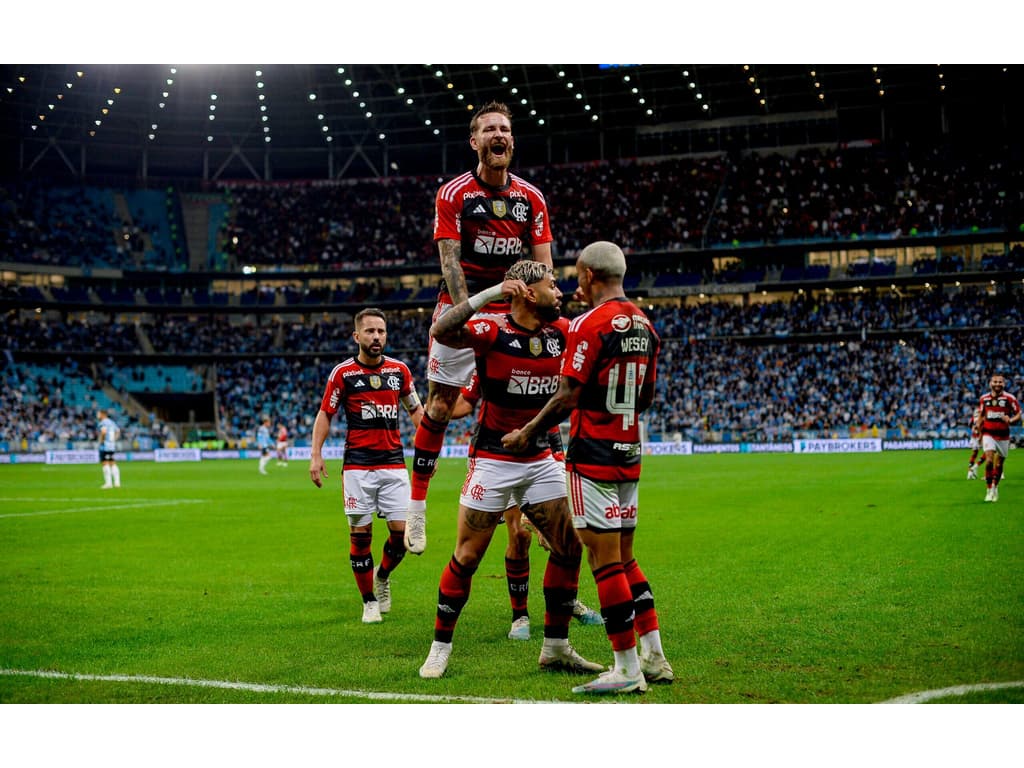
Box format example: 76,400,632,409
966,407,983,480
503,241,674,695
978,374,1021,502
309,308,423,624
275,422,289,467
453,375,603,640
97,409,121,489
404,100,553,556
417,260,601,682
256,416,273,475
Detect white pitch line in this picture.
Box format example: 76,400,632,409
0,499,209,519
880,681,1024,704
0,668,551,705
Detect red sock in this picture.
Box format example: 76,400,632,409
434,556,476,643
593,562,636,651
505,556,530,620
542,551,580,640
377,531,406,580
349,531,374,602
411,414,448,500
624,558,660,637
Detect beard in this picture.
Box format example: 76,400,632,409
360,341,383,359
537,303,561,322
480,142,513,171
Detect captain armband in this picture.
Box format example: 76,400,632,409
403,389,422,413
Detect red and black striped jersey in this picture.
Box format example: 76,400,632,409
460,314,569,462
433,170,553,303
460,369,564,459
561,297,660,482
319,355,416,469
979,391,1020,440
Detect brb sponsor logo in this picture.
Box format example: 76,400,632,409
508,372,559,396
604,503,637,521
361,403,398,420
473,233,523,256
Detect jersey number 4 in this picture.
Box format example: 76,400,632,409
606,362,647,429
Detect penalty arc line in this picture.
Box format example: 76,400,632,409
0,668,553,705
879,680,1024,704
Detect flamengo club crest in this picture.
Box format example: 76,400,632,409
529,337,543,356
369,375,382,389
492,199,507,218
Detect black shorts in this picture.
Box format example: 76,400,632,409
100,450,116,462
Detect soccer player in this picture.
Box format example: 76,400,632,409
309,308,423,624
404,100,554,556
967,407,982,480
256,416,273,475
275,422,289,466
453,376,603,640
417,260,602,681
503,241,674,695
978,374,1021,502
97,409,121,489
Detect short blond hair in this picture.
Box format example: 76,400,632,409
579,241,626,281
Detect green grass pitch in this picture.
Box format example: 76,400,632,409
1,453,1021,705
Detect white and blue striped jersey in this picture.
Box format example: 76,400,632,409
99,417,120,451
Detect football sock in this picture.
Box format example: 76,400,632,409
593,561,636,652
624,558,660,636
505,556,530,620
349,531,374,602
542,551,580,640
111,465,120,486
434,556,476,643
377,531,406,580
102,465,112,485
410,414,448,500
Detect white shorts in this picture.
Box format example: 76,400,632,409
427,301,504,387
459,456,566,513
276,441,287,451
982,435,1009,458
342,467,410,527
566,471,639,532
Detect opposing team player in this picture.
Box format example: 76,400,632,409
978,374,1021,502
404,100,553,555
504,241,674,695
417,260,602,682
309,308,423,623
97,409,121,489
257,416,273,475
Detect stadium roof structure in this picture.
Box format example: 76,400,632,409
0,64,1018,182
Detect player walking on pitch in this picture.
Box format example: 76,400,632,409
309,309,424,623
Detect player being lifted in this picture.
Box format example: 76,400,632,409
309,308,424,623
404,100,553,555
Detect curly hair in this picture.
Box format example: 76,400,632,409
505,259,551,286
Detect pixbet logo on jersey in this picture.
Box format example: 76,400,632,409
473,233,523,256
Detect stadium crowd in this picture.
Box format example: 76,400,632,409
3,283,1021,451
3,141,1021,273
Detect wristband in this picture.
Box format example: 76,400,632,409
468,283,505,312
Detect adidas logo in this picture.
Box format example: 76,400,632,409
354,380,365,387
508,339,522,348
635,590,654,603
472,204,487,214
